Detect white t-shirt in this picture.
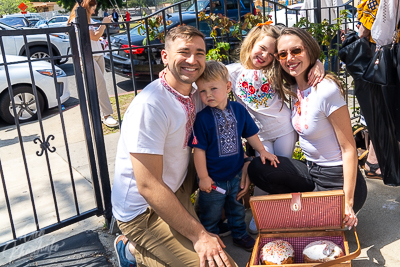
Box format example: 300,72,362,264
227,63,294,140
112,79,194,222
291,79,346,166
72,18,103,54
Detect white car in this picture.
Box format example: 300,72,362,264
37,16,69,29
268,3,305,27
0,22,70,65
0,55,70,124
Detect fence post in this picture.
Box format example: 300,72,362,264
75,1,113,225
314,0,321,24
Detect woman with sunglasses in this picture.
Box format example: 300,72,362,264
248,27,367,229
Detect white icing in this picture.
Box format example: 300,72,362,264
261,240,295,264
303,240,343,261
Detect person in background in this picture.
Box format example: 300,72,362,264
189,60,279,252
104,9,109,17
112,8,119,23
125,10,130,22
68,0,119,128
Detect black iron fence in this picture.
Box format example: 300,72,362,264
0,0,360,254
0,13,111,251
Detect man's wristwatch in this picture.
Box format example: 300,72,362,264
244,157,253,163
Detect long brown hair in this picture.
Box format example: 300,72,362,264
68,0,97,24
274,27,343,99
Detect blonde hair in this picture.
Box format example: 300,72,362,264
198,60,229,83
240,25,281,71
274,27,344,99
240,24,289,108
68,0,96,24
165,25,205,51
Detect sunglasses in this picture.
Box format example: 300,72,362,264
275,47,305,60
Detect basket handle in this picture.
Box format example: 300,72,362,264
314,227,361,267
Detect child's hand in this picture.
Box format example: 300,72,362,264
259,150,279,167
308,59,325,87
199,176,214,193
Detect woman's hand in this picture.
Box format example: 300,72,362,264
102,15,112,24
343,202,358,229
308,59,325,87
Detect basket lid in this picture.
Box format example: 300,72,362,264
250,190,345,233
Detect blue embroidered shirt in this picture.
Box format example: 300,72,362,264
189,100,259,182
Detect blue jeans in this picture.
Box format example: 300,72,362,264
197,172,247,239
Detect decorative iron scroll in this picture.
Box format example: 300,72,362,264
34,135,56,156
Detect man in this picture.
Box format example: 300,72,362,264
104,9,109,17
111,25,237,267
112,9,119,23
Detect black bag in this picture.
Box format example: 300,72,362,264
362,44,396,86
362,0,400,86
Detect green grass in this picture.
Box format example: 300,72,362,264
102,92,137,135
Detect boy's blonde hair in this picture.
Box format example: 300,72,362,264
198,60,229,83
240,25,281,70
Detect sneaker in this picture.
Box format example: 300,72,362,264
232,234,255,252
114,235,137,267
218,222,231,237
102,115,119,127
248,217,258,235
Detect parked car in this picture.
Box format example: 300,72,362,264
0,22,70,65
183,0,255,21
91,16,120,35
104,13,245,79
34,19,49,28
37,16,69,28
0,55,70,124
0,17,30,28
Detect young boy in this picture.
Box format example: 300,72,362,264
189,61,279,251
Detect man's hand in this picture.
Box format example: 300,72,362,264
237,162,251,201
194,230,232,267
199,176,213,193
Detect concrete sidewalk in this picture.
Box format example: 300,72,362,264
0,105,399,267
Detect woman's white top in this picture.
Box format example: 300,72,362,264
291,79,346,166
72,18,103,54
227,63,294,140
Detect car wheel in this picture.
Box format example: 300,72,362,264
29,46,50,60
0,86,45,125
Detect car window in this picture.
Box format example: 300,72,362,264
241,0,251,9
187,21,211,36
226,0,238,9
211,0,223,11
61,17,68,22
187,1,209,11
48,18,56,24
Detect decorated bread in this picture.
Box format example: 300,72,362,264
260,240,295,265
303,240,344,263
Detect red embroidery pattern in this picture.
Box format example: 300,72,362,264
161,77,196,148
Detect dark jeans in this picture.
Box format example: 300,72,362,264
248,156,367,213
197,172,247,239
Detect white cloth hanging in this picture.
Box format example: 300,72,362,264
302,0,344,24
371,0,400,46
